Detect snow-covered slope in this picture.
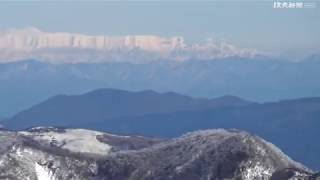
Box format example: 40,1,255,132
0,128,317,180
0,27,259,63
19,128,113,155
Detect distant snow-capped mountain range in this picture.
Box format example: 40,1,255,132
0,27,259,63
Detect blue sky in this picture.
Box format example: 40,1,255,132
0,1,319,57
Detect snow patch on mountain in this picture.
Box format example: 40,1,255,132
35,162,56,180
20,128,112,155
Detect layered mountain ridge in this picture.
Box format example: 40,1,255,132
3,88,320,169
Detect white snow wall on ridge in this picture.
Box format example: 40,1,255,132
0,28,259,63
0,28,185,52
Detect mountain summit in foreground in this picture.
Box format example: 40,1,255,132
0,127,318,180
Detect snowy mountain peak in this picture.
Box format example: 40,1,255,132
0,27,260,63
0,27,185,51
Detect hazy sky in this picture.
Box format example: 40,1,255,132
0,1,319,57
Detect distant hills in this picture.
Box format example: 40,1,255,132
4,88,251,129
3,88,320,169
1,56,320,117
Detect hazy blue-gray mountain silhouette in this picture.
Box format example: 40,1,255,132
4,88,250,129
1,56,320,117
